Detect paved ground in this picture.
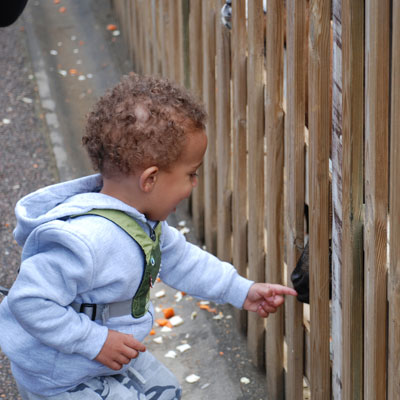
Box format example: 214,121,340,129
0,1,268,399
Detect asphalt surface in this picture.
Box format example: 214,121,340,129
0,1,268,399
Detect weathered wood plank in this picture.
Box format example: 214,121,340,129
388,2,400,398
247,0,265,368
189,0,204,241
231,0,248,332
265,1,285,398
364,0,390,398
285,0,306,398
202,0,217,256
308,0,331,397
341,0,364,398
215,0,232,262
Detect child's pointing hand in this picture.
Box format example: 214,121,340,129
243,283,297,318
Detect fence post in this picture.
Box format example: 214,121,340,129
285,0,306,398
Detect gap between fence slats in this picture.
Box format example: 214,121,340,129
285,0,306,398
364,0,390,398
231,0,248,333
246,0,266,368
331,1,343,397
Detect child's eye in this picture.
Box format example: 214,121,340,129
190,172,198,179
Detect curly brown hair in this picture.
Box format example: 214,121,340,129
82,74,207,177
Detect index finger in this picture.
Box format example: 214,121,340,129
265,284,297,297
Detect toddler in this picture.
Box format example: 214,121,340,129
0,74,296,400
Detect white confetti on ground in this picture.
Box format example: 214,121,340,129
164,350,177,359
185,374,200,384
176,344,191,353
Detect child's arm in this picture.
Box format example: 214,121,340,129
94,329,146,370
243,283,297,318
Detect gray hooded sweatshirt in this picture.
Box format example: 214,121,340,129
0,174,253,395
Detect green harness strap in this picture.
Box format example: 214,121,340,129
73,209,162,319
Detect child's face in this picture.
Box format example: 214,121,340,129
144,129,207,221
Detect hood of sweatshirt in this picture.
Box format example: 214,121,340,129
14,174,150,246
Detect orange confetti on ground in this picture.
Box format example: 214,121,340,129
149,329,156,336
79,40,85,46
162,308,175,319
5,223,9,228
219,352,224,356
155,318,168,327
106,24,118,31
156,277,161,283
59,6,66,13
166,321,173,328
197,303,218,313
53,0,60,4
69,69,78,76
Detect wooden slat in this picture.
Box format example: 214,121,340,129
265,1,285,398
341,0,364,398
132,0,142,73
143,0,152,73
231,0,248,332
189,0,205,241
175,0,184,86
246,0,265,368
308,0,331,398
159,0,168,78
364,0,390,398
285,0,306,398
215,0,232,262
202,0,217,256
182,0,190,88
388,1,400,398
154,0,163,75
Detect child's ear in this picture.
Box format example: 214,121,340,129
139,166,159,192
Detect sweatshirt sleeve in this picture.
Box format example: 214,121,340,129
159,223,254,309
7,224,108,360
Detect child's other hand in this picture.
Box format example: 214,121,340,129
243,283,297,318
95,329,146,370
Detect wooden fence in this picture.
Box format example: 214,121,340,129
111,0,400,399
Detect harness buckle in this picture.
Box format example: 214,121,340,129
79,303,97,321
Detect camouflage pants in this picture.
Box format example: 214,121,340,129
17,351,182,400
